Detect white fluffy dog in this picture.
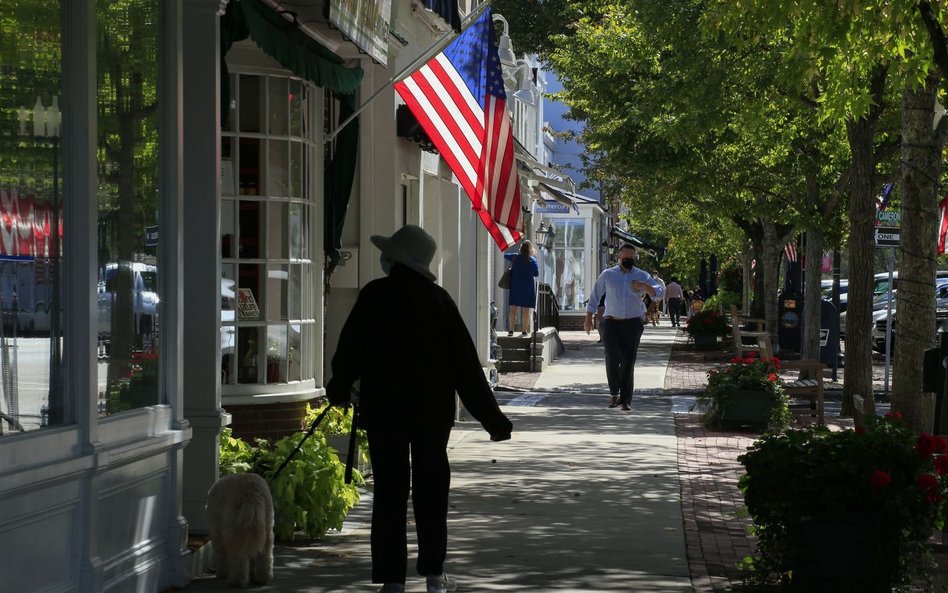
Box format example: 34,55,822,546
206,472,275,587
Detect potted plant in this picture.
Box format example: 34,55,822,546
696,354,791,430
738,413,948,592
685,309,730,347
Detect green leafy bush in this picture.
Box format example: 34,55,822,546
739,414,948,589
702,289,741,313
218,406,365,541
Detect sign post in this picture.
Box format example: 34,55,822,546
874,209,900,393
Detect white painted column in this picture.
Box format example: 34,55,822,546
181,0,230,534
158,0,192,583
441,181,461,303
421,172,442,281
62,0,102,590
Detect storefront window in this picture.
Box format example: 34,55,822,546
0,0,65,434
550,219,586,311
96,0,161,415
220,73,316,389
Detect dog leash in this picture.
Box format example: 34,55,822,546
270,392,361,483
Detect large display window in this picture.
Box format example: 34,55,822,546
0,0,65,434
546,219,587,311
220,73,317,391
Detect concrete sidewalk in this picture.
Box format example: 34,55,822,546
182,325,690,592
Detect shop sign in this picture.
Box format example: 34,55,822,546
144,225,158,247
329,0,393,65
237,288,260,320
536,202,570,214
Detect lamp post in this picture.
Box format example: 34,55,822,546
23,95,61,423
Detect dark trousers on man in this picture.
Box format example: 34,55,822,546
367,423,452,584
668,298,682,326
599,317,645,405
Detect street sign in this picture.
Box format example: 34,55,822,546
875,226,900,247
877,210,901,226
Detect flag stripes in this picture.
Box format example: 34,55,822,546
394,8,522,251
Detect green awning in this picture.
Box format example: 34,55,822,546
220,0,364,270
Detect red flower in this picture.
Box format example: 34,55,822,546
917,473,939,493
935,455,948,476
870,469,892,488
936,436,948,454
767,373,778,382
746,351,757,359
855,425,866,434
730,357,743,364
917,433,937,457
885,411,903,421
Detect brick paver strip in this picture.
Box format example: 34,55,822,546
676,414,756,593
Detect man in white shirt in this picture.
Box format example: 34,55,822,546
664,277,685,327
583,244,665,411
652,272,667,314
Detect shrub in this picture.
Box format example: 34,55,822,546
697,354,791,430
218,405,365,541
738,414,948,590
684,308,731,338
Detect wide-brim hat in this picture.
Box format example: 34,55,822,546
370,224,437,282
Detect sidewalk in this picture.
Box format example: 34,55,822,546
182,324,692,592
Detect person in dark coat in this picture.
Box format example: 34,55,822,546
327,224,512,593
504,240,539,336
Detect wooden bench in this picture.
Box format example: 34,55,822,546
782,360,825,426
729,305,773,359
852,394,871,430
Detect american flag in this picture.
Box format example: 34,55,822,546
784,242,797,262
394,8,522,250
939,196,948,255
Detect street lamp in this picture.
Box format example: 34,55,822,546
535,222,555,251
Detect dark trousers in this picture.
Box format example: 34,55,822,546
367,423,452,584
668,298,682,326
600,318,645,405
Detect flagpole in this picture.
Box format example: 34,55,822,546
324,1,491,144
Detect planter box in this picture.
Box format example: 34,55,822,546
789,514,899,593
692,334,718,349
719,388,775,429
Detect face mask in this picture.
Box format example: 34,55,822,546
380,254,391,275
620,258,635,270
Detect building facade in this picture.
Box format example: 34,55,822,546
0,1,501,592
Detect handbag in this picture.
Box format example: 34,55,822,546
498,267,512,290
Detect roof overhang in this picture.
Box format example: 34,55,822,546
611,227,663,259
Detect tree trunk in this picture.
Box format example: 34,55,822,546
844,115,879,417
760,220,785,352
802,229,824,362
893,77,944,433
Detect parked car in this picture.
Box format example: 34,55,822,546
870,281,948,352
821,279,849,312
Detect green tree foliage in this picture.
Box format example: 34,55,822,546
545,0,850,343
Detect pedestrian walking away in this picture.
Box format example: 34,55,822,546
652,271,667,314
583,243,664,411
504,240,539,337
665,277,685,327
327,224,513,593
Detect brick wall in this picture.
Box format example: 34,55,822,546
225,398,322,441
557,314,587,331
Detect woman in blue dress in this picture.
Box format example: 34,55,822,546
504,240,539,336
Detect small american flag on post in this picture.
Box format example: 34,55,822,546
394,7,522,250
784,242,797,262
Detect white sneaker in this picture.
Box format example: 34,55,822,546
378,585,405,593
426,573,457,593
